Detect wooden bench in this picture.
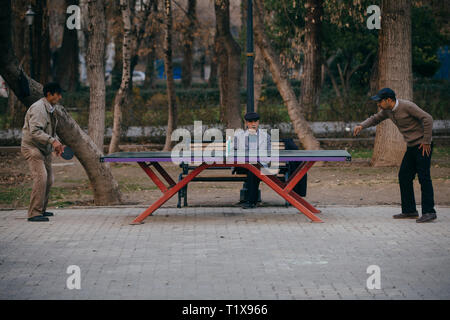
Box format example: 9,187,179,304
177,140,290,207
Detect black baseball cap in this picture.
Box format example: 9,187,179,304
371,88,396,101
244,112,260,121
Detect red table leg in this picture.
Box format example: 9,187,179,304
283,161,321,214
132,163,208,224
151,162,176,187
243,163,323,222
284,161,314,193
288,188,321,214
133,161,321,224
138,162,168,193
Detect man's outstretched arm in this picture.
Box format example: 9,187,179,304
354,110,389,136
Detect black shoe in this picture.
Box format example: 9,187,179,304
416,213,437,223
393,212,419,219
42,211,54,217
28,215,49,222
241,202,256,209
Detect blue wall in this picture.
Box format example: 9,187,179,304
156,59,182,80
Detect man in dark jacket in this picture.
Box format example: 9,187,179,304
354,88,436,223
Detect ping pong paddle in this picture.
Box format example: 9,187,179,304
61,146,74,160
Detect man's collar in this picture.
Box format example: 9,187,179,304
42,97,55,113
392,99,399,111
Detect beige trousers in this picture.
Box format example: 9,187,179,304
21,146,53,218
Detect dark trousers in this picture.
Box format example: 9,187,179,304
399,143,436,214
246,170,261,204
287,162,307,197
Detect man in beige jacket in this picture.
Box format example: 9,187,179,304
354,88,436,223
21,82,64,222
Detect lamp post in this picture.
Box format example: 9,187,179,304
25,5,36,79
241,0,255,203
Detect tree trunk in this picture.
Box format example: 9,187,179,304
208,43,218,87
182,0,196,88
86,0,107,150
108,0,133,154
369,53,378,96
11,0,28,67
9,0,29,128
31,0,52,84
253,45,265,112
300,0,323,120
128,2,152,92
54,0,79,91
144,37,156,89
215,32,228,124
163,0,177,151
8,91,27,129
371,0,411,167
214,0,242,130
143,3,159,89
253,0,319,150
0,0,122,205
323,61,345,111
112,31,123,90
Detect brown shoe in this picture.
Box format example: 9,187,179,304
393,212,419,219
416,213,437,223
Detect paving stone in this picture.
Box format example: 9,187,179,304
0,206,449,299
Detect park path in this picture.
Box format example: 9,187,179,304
1,205,449,299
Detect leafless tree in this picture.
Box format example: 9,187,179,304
109,0,152,153
253,0,320,150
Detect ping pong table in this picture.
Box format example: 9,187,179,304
100,150,351,224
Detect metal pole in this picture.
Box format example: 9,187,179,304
29,24,34,79
246,0,254,113
242,0,255,203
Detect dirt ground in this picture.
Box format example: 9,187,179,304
1,148,449,210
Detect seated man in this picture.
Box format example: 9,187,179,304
234,112,271,209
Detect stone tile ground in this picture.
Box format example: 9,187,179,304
0,206,449,300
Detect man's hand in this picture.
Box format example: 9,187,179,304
52,140,64,156
419,143,431,157
353,125,363,136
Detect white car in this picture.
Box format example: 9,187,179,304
132,71,145,85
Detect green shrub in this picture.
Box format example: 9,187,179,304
0,79,448,130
